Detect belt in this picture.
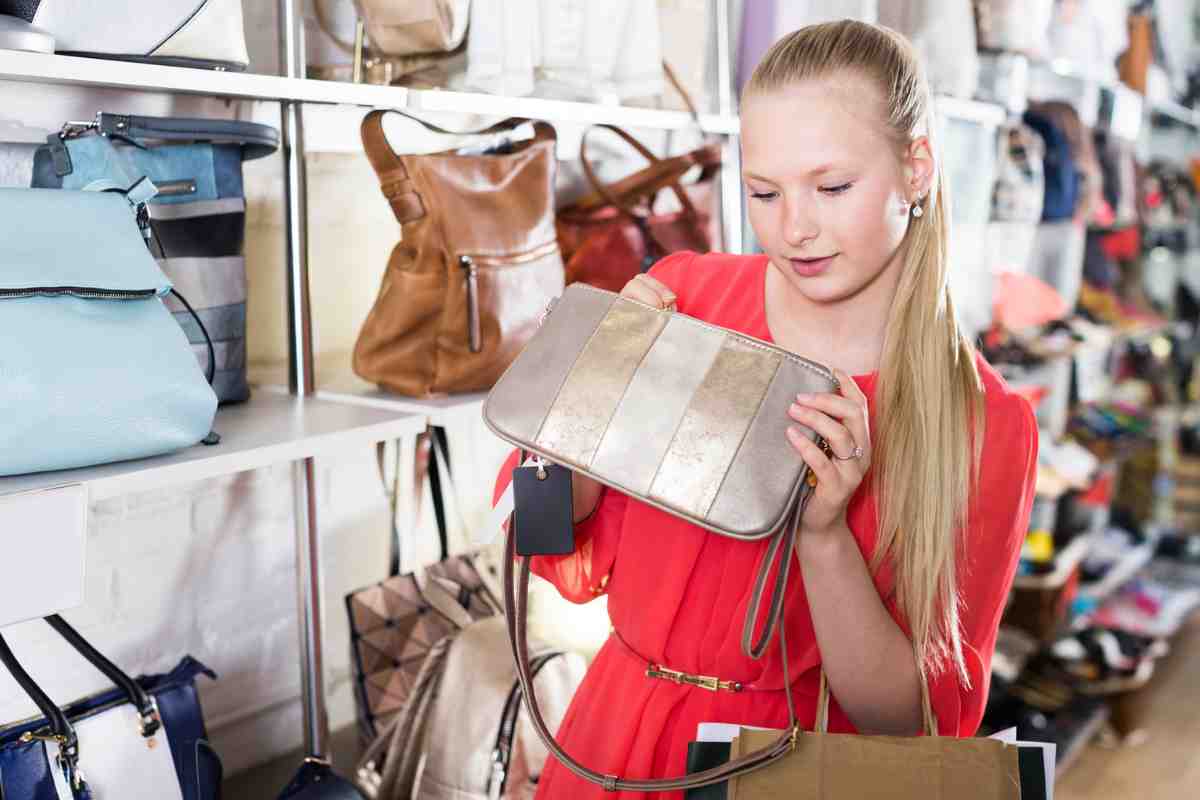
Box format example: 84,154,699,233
612,629,754,694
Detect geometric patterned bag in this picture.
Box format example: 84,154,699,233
345,427,498,743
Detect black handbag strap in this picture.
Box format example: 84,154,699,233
94,112,280,161
377,426,453,576
45,615,161,736
0,631,90,797
0,632,75,744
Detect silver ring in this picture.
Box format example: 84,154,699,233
834,446,863,461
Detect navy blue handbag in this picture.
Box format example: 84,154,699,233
1023,110,1081,222
0,616,221,800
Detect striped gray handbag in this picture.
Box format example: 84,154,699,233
31,112,279,404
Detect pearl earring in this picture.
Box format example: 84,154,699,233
911,199,924,218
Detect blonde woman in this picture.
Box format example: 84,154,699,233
493,19,1037,798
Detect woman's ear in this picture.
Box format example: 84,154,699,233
903,136,935,202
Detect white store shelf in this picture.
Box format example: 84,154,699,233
250,357,486,429
0,392,425,502
0,49,739,134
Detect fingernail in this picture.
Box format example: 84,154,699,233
796,393,810,401
788,425,800,437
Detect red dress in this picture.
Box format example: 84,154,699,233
491,251,1038,799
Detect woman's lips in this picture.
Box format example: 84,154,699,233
789,254,837,277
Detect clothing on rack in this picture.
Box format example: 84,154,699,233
466,0,663,100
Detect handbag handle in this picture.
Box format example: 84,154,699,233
502,497,807,792
0,617,163,798
376,425,455,577
45,615,162,736
93,113,279,162
566,136,721,217
0,632,77,747
575,125,708,223
815,653,939,736
360,109,556,224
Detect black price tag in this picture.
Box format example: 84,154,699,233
512,461,575,556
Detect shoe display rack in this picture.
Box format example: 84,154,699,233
977,48,1200,783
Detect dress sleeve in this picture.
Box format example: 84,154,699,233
926,390,1039,736
491,449,628,604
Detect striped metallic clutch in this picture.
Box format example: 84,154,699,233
483,282,837,542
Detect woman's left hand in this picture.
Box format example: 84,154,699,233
785,368,872,536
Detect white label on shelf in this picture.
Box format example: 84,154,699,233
0,484,87,627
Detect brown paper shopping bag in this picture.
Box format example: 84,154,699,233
728,672,1021,800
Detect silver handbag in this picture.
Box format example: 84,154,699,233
483,283,838,793
356,575,585,800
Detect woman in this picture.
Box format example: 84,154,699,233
493,20,1037,798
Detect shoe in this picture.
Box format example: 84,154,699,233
5,0,249,71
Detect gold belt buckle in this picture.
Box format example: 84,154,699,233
646,664,741,692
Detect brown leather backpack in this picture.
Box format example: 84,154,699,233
354,111,565,397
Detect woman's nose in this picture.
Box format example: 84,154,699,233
781,200,819,248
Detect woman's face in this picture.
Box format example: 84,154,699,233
741,77,926,306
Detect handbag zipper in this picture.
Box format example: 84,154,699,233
488,651,562,799
0,287,156,300
458,241,560,355
459,255,483,354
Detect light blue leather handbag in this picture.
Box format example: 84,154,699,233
0,185,218,477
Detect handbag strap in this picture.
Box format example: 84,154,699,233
377,427,436,576
566,136,721,217
45,615,162,737
741,489,812,659
360,109,556,224
575,125,711,223
502,501,804,792
93,112,279,161
815,652,939,736
0,632,76,746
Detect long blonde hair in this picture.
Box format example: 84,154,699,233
746,20,985,684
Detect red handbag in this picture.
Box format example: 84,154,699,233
556,124,722,293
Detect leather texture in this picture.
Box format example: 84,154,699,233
32,0,249,68
0,188,217,476
32,114,278,405
0,655,220,800
487,284,839,793
354,111,565,397
352,0,468,55
557,125,721,293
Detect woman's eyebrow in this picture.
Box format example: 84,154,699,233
744,163,848,182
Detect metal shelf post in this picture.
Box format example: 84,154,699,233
714,0,745,254
278,0,329,760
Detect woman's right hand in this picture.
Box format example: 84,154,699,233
620,274,677,310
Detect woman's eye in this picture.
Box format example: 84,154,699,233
749,190,778,201
820,183,853,196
